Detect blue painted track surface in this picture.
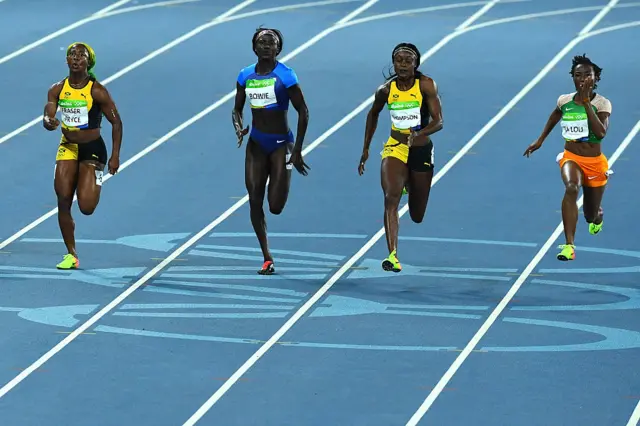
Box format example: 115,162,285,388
0,0,639,425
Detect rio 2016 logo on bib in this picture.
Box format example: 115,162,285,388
246,78,277,109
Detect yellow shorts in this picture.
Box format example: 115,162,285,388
380,136,434,172
55,136,108,165
381,137,409,163
56,142,79,161
556,149,611,188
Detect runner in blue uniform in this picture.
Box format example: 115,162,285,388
232,27,310,275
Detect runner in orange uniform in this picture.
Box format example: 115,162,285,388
524,54,612,261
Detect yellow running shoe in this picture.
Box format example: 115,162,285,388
56,253,79,270
589,221,603,235
556,244,575,261
382,250,402,272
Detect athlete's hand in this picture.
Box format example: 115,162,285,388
236,125,249,147
579,76,594,103
407,130,420,148
43,115,59,131
108,155,120,175
523,140,542,157
288,148,310,176
358,150,369,175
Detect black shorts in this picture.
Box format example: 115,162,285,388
407,141,435,172
56,136,108,167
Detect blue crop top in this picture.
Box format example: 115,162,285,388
237,62,299,111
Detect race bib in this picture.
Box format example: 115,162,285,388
59,99,89,128
389,101,421,130
561,111,589,140
246,78,277,108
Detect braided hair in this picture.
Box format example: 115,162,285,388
252,27,284,56
384,42,422,81
570,53,602,89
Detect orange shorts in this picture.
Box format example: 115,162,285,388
557,150,610,187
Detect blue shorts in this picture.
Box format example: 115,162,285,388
250,128,294,155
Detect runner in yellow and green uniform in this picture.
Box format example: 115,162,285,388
358,43,444,272
42,42,123,269
524,54,612,261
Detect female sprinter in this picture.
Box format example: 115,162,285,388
524,54,612,261
232,27,310,275
42,42,123,269
358,43,443,272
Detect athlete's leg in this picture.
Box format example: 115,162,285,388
406,144,435,223
245,138,272,268
381,156,408,256
560,160,583,245
76,161,104,216
583,185,605,233
54,159,79,259
407,168,434,223
266,142,292,215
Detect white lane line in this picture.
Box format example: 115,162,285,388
0,0,633,411
179,2,501,424
7,0,631,152
412,121,640,426
0,0,361,147
579,0,618,35
626,395,640,426
298,2,640,155
339,0,525,28
200,0,363,24
584,18,640,36
463,1,640,32
0,0,209,69
91,0,132,16
424,119,640,425
0,0,381,401
97,0,201,17
5,2,634,255
2,0,638,267
0,0,131,65
406,2,629,424
0,1,367,254
0,0,485,252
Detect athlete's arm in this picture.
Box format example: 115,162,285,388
363,84,388,153
359,83,388,175
539,107,563,143
232,82,249,146
285,83,310,176
93,82,123,174
590,110,610,140
583,103,609,140
523,107,562,157
43,82,62,131
579,76,609,140
416,77,443,137
287,84,309,152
